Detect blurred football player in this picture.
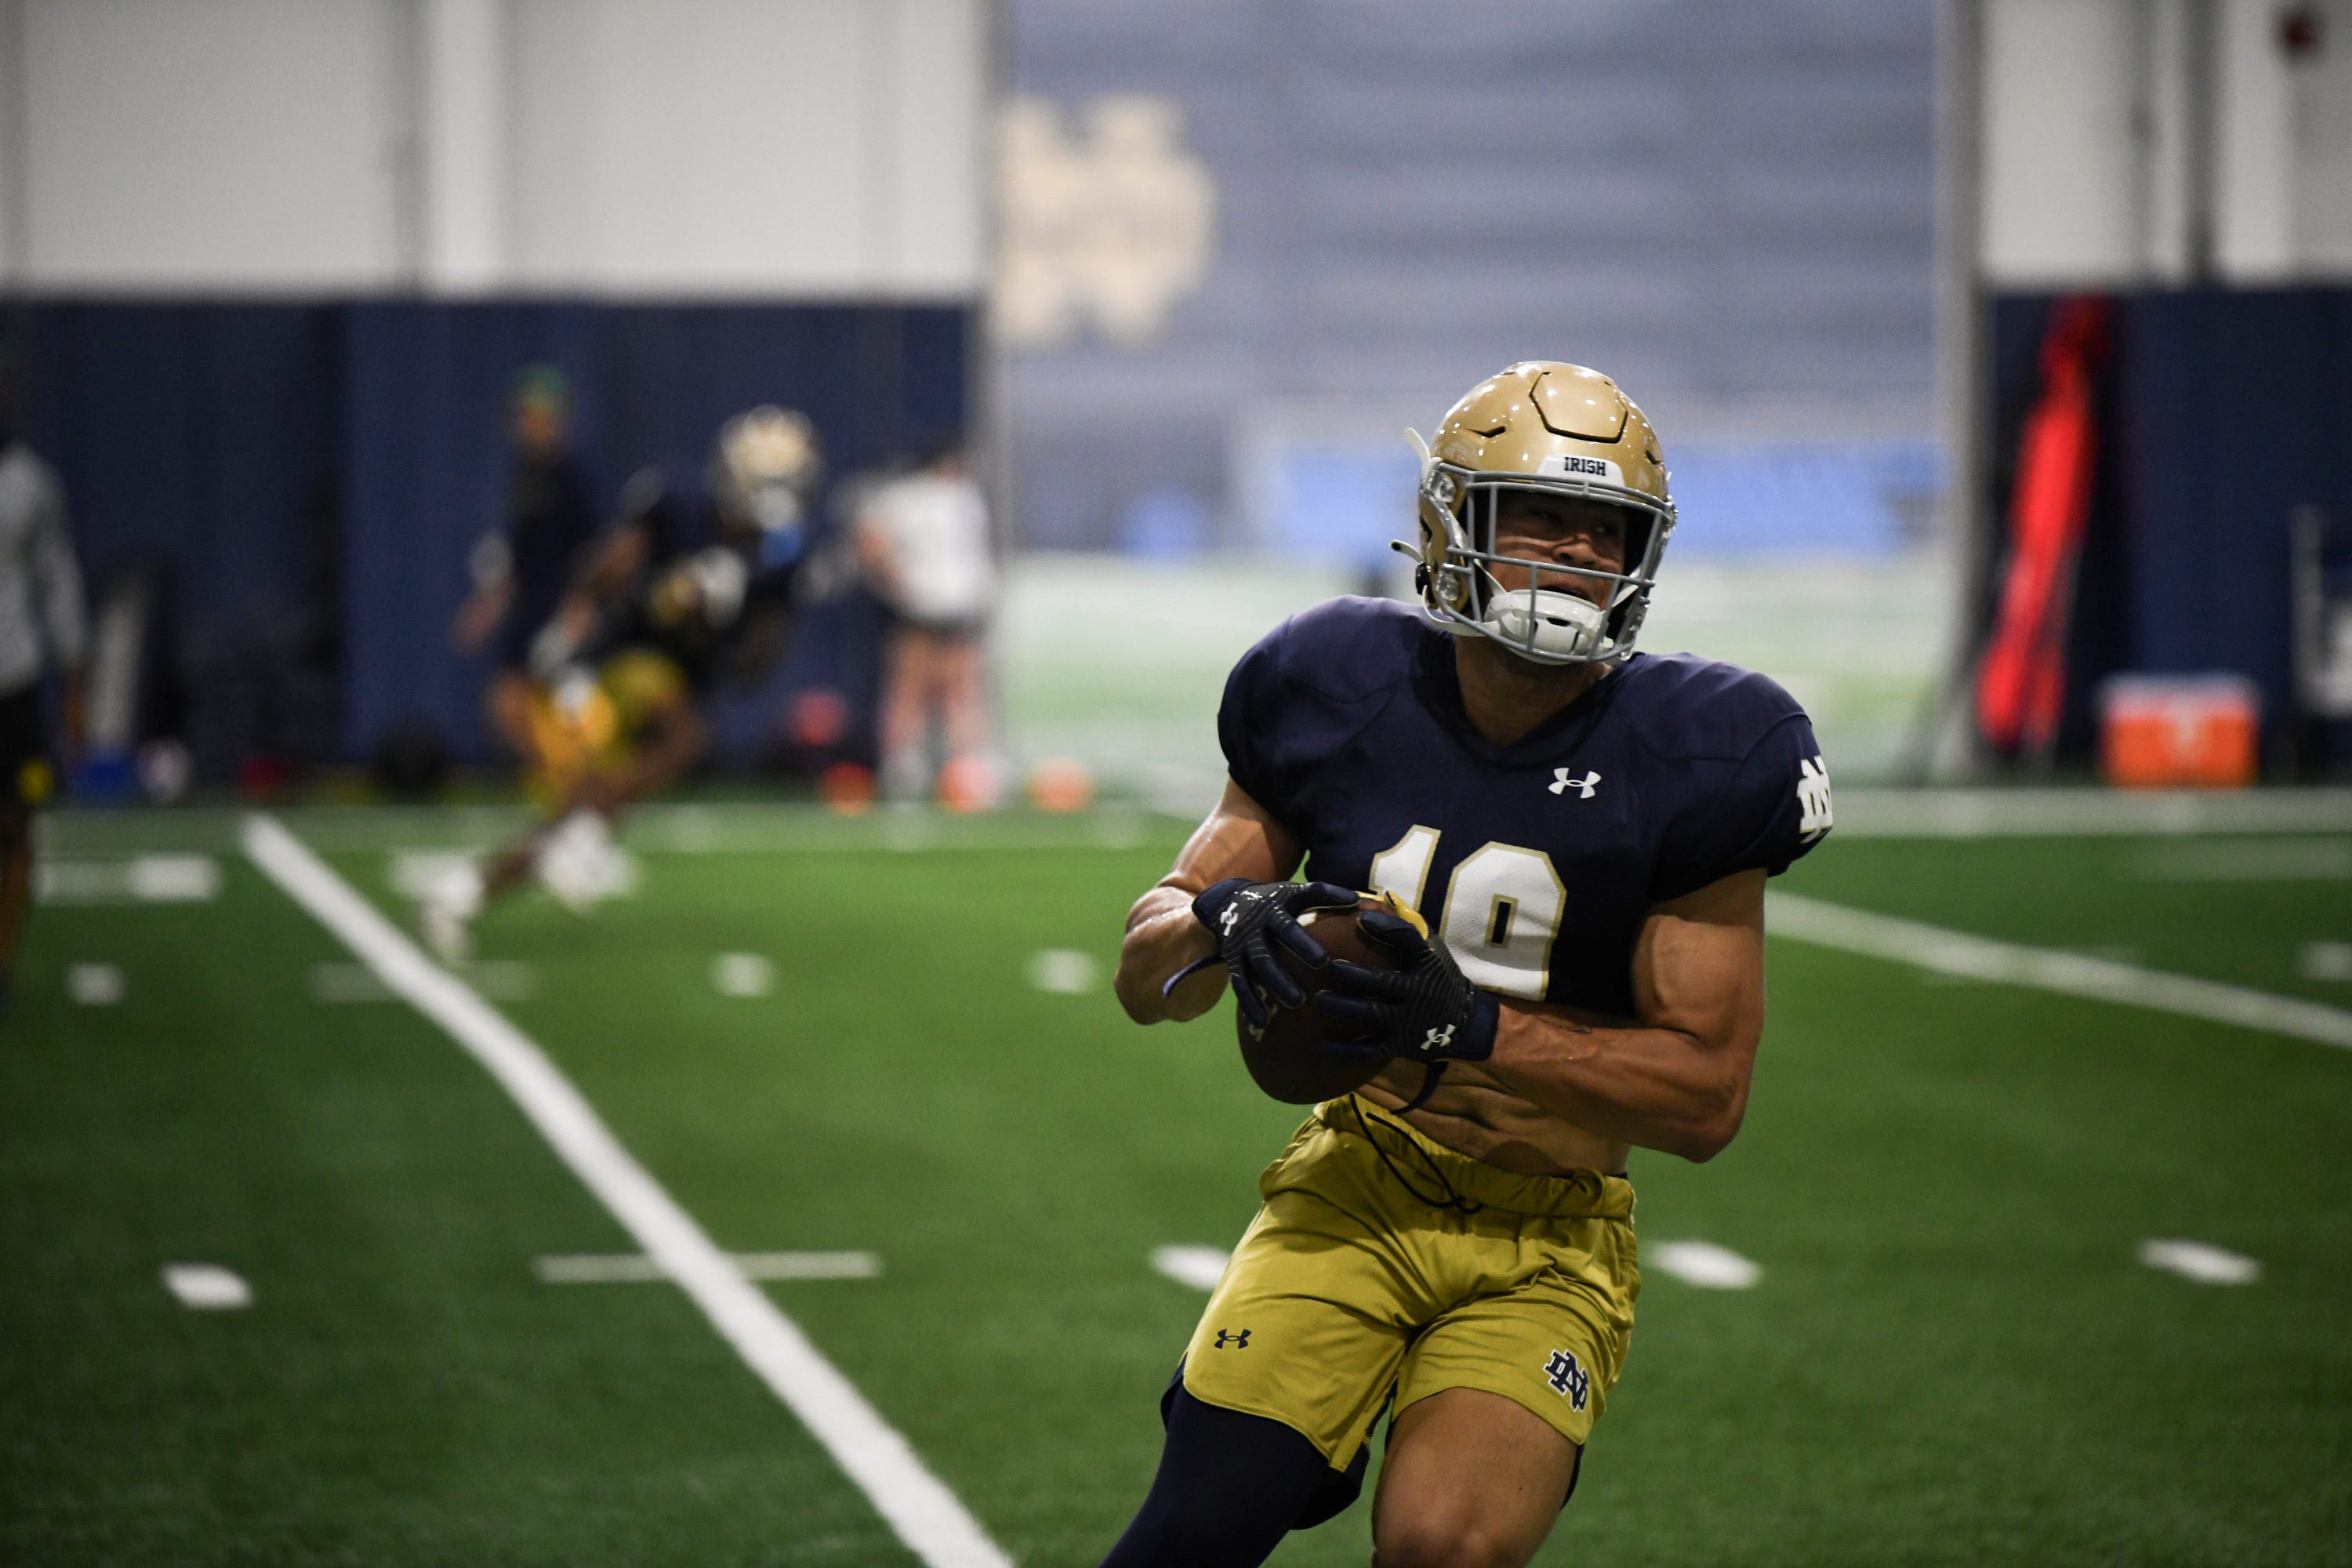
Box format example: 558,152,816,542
421,407,819,961
855,438,999,804
450,364,601,773
0,397,86,1020
1102,363,1833,1566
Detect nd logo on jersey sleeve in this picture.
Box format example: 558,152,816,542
1796,754,1833,846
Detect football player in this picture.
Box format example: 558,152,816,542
1102,362,1832,1567
420,408,818,960
0,396,85,1021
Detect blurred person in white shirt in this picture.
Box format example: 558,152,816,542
856,440,1000,804
0,397,86,1019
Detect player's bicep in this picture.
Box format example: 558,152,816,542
1154,777,1305,902
1631,868,1766,1055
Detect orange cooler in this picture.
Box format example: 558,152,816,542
2099,673,2261,789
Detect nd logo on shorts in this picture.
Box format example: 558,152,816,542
1542,1348,1589,1412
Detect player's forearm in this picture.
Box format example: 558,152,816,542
1114,884,1220,1025
1481,1004,1750,1162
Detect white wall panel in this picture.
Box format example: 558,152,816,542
509,0,981,296
1980,0,2138,285
2214,0,2296,278
20,0,403,289
2287,0,2352,273
3,0,983,296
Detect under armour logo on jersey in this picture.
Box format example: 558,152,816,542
1213,1329,1251,1349
1796,754,1834,844
1420,1024,1455,1055
1543,1348,1590,1410
1548,768,1601,799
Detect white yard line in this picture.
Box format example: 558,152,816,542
536,1251,883,1283
1766,893,2352,1053
2138,1239,2260,1285
1647,1241,1762,1290
1829,788,2352,838
241,813,1009,1568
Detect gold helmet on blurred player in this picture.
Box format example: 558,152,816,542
1401,361,1675,666
710,405,822,537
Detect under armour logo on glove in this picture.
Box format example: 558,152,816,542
1421,1025,1455,1054
1549,768,1600,799
1544,1348,1590,1411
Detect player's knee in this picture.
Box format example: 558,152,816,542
1373,1515,1522,1568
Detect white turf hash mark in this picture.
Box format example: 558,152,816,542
1765,893,2352,1053
2138,1239,2260,1286
1152,1245,1232,1292
710,953,775,998
38,855,222,905
1028,949,1101,995
310,961,537,1004
240,814,1010,1568
537,1251,882,1283
162,1263,252,1309
2299,942,2352,983
67,963,125,1006
1648,1241,1762,1290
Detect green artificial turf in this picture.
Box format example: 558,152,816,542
4,811,2347,1565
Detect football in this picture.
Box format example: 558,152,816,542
1236,894,1412,1104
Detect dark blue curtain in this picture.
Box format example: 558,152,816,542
13,299,969,771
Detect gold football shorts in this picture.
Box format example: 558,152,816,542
1181,1095,1639,1472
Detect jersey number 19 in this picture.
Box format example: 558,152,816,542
1367,826,1564,1001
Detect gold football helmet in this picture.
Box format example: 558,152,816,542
1401,361,1675,665
710,405,822,535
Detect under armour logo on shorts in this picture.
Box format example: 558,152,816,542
1214,1328,1251,1349
1544,1348,1590,1411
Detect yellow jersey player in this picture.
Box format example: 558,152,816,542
1102,363,1832,1566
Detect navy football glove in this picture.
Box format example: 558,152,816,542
1176,877,1360,1030
1312,910,1499,1065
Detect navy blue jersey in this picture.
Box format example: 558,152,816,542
1219,597,1831,1021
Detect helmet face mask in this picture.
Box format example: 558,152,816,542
1401,362,1675,668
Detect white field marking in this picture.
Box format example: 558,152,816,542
2298,942,2352,983
162,1263,252,1309
710,953,775,998
1151,1245,1232,1292
38,855,221,905
1766,892,2352,1053
387,851,476,901
241,814,1009,1568
536,1250,883,1284
67,962,125,1005
2139,1239,2260,1286
1027,949,1101,995
2133,838,2352,882
1647,1241,1762,1290
311,961,536,1004
1828,787,2352,838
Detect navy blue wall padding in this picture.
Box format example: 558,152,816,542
1988,288,2352,764
14,299,968,768
22,304,335,640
